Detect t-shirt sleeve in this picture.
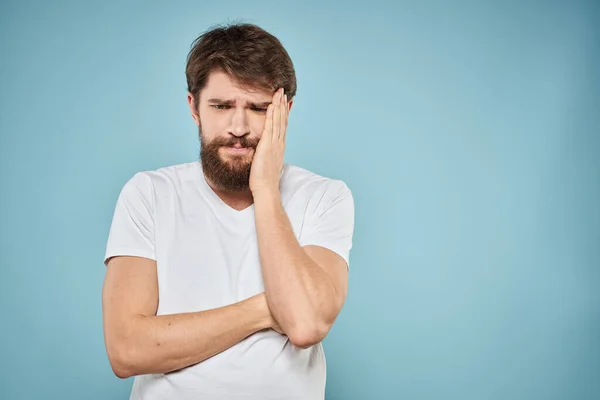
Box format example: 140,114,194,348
298,180,355,269
104,172,156,266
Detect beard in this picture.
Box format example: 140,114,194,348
198,125,260,192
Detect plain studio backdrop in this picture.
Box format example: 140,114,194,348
0,1,598,399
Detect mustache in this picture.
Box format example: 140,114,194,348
207,136,260,149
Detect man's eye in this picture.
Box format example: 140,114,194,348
252,107,267,113
213,105,230,110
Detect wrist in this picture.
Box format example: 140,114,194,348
251,186,280,200
243,292,274,331
251,187,281,209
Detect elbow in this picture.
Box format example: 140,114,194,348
106,340,137,379
112,363,134,380
112,367,133,380
288,322,330,349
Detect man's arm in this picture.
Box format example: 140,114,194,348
253,190,349,349
248,88,353,349
102,255,277,379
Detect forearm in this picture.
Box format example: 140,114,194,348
253,190,337,346
110,294,271,378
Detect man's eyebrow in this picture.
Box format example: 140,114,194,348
207,98,271,108
207,98,233,105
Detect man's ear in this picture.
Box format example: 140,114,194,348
187,92,200,126
288,99,294,112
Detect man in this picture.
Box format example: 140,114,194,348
102,23,355,400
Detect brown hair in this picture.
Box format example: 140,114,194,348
185,22,297,106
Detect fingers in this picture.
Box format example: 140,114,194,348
267,88,288,143
264,103,274,138
281,93,288,142
272,89,281,143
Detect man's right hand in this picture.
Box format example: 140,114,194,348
253,292,285,335
271,320,285,335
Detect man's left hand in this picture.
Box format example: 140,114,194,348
249,87,289,195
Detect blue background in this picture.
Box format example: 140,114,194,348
1,1,598,399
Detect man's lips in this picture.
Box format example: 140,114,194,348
223,145,252,154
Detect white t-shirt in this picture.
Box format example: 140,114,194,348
104,161,355,400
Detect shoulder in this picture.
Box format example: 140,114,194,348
281,163,353,211
114,162,200,208
282,164,350,191
123,161,200,192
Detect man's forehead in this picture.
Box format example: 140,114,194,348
203,70,272,99
202,88,272,105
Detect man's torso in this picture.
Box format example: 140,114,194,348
128,161,333,400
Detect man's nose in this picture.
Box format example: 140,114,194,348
229,107,250,137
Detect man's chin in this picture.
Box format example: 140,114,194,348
221,156,252,165
199,144,254,191
214,169,252,192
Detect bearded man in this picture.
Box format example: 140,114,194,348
102,22,355,400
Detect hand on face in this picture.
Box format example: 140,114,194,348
249,88,289,195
